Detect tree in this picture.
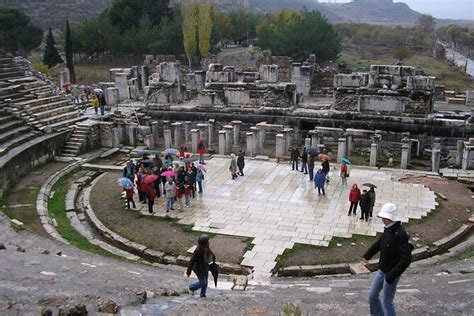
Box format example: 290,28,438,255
198,1,212,56
106,0,171,31
64,20,76,83
42,27,63,68
0,8,43,55
393,46,412,61
417,14,436,34
182,1,198,68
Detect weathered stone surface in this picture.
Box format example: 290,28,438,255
10,219,25,231
97,299,119,314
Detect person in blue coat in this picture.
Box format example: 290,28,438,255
314,168,326,196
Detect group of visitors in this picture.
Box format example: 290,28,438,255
122,148,205,214
290,146,331,196
228,151,245,180
91,92,107,115
348,185,376,221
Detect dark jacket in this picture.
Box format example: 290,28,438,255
359,192,371,211
314,170,326,188
368,189,376,206
301,150,308,163
308,155,315,169
237,153,245,169
187,245,216,279
363,221,413,284
321,160,330,174
290,148,300,161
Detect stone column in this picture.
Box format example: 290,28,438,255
218,131,226,155
346,135,353,156
171,122,182,148
145,134,155,149
257,126,266,149
112,127,122,148
208,119,215,148
310,131,322,153
223,125,233,153
283,128,293,152
431,148,441,173
246,132,254,157
232,120,242,146
184,121,192,143
164,129,172,149
462,138,474,170
433,137,442,150
276,134,285,157
402,137,412,164
337,138,347,159
305,137,311,149
401,143,410,169
370,143,378,167
249,127,259,154
456,140,464,168
163,120,170,132
127,125,136,147
151,121,159,147
191,129,199,153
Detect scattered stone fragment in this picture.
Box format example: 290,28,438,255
58,304,87,316
349,263,370,275
351,243,356,246
412,237,420,242
135,290,147,303
97,299,119,314
10,219,25,231
337,243,342,247
41,249,50,255
40,271,57,276
16,246,25,253
41,308,53,316
56,251,62,256
436,192,447,200
145,290,155,299
0,303,12,311
169,290,180,296
232,275,248,291
0,243,5,250
52,219,58,227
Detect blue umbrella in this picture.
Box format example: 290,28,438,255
117,177,133,189
341,157,352,165
165,148,179,155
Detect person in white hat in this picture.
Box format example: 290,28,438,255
361,203,413,316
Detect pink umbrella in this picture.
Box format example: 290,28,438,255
195,164,207,172
161,170,177,177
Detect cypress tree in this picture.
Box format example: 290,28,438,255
64,20,76,83
42,27,63,68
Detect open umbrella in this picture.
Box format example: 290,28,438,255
117,177,133,189
140,159,155,165
318,153,331,161
165,148,179,155
142,174,158,184
209,262,219,287
183,156,199,163
307,147,317,156
341,157,352,165
195,164,207,172
161,170,177,177
93,88,103,93
363,183,377,189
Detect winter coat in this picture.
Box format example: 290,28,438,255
301,150,308,163
359,192,371,211
123,165,136,179
290,148,300,161
198,141,206,156
229,157,237,173
308,155,315,169
99,94,106,106
368,189,376,206
340,164,348,177
186,169,196,184
187,245,216,279
164,181,176,198
321,160,330,174
144,183,156,200
237,153,245,169
91,97,100,109
196,169,204,182
349,187,361,203
314,170,326,188
363,221,413,284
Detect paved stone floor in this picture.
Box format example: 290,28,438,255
149,158,437,277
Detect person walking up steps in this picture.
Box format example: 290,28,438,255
187,234,216,298
361,203,413,316
348,184,361,216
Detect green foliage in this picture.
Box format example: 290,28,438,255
198,1,212,56
43,27,63,68
257,10,340,61
417,14,436,34
0,7,43,55
32,59,49,74
281,303,303,316
437,25,474,53
182,0,198,67
64,20,75,83
393,46,412,61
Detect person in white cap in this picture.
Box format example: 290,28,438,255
361,203,413,316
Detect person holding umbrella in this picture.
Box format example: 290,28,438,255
186,234,216,298
340,161,349,186
91,94,100,115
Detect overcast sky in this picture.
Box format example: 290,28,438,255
322,0,474,20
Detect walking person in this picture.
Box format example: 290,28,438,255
340,162,348,186
164,178,176,213
348,184,361,216
361,203,413,316
99,92,106,115
176,182,186,211
300,147,308,174
321,157,330,183
186,234,216,298
368,187,376,217
91,94,100,115
290,146,300,171
198,139,206,164
314,168,326,196
122,160,136,182
145,182,156,214
359,189,371,221
196,168,204,194
229,154,238,180
184,182,192,208
237,151,245,176
308,154,315,181
125,187,136,210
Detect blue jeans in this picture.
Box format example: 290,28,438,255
166,197,174,210
301,162,308,173
189,265,209,297
100,105,105,115
369,270,400,316
292,160,298,170
308,167,314,180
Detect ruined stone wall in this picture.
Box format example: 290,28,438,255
333,93,359,111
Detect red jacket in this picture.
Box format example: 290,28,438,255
144,183,156,200
198,141,206,155
125,188,134,199
340,164,348,176
349,187,361,203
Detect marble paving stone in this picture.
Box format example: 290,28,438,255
155,158,437,276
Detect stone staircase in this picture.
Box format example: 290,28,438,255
61,124,90,157
0,109,41,157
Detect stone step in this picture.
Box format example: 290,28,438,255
38,115,85,132
35,111,81,126
0,131,37,157
26,99,71,114
69,137,85,143
31,104,76,120
0,120,22,134
0,126,31,144
0,70,24,80
16,95,64,108
61,153,76,157
62,149,79,155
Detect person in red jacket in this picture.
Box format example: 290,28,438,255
125,187,136,210
179,146,186,159
198,139,206,164
144,182,156,214
348,184,361,216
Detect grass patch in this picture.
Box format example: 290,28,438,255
48,177,121,260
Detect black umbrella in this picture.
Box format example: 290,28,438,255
363,183,377,189
307,147,317,156
209,262,219,287
183,156,200,163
